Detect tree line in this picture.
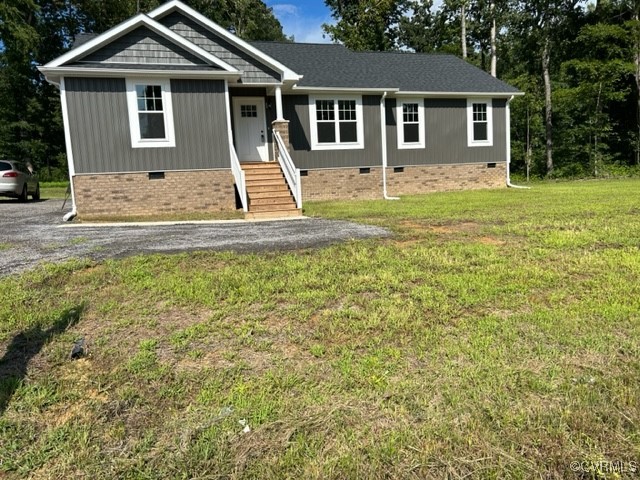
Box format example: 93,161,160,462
325,0,640,179
1,0,638,180
0,0,286,180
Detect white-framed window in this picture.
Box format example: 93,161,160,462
397,99,425,149
126,78,175,148
309,96,364,150
467,98,493,147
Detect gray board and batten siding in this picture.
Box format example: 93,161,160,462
386,98,507,167
158,11,281,84
80,27,206,65
283,95,383,170
280,95,505,170
65,77,230,174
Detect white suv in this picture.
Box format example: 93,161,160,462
0,160,40,201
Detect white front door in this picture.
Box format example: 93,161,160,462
233,97,268,162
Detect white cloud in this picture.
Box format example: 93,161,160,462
271,4,298,16
268,2,333,43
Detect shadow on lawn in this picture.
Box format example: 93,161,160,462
0,304,84,416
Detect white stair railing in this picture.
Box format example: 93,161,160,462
274,131,302,209
229,143,248,212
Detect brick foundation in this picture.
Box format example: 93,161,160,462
386,162,506,196
301,163,506,201
73,170,237,217
302,168,383,201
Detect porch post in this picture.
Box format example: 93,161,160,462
272,119,290,159
275,86,284,121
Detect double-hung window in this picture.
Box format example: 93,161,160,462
310,96,364,150
467,99,493,147
126,79,175,148
397,99,425,149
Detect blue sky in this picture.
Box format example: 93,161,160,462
265,1,445,44
265,1,333,43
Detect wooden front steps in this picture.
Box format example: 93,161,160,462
242,161,301,220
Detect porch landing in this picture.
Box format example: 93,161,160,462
241,162,302,220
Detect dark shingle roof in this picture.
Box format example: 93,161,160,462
251,41,519,94
72,33,99,48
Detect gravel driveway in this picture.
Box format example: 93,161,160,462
0,199,389,277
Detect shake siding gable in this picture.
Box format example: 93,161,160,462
80,27,207,65
65,77,230,174
158,11,280,83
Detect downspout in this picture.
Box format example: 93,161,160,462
59,77,78,220
380,92,399,200
505,95,530,189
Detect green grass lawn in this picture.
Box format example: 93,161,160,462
40,181,69,199
1,179,639,478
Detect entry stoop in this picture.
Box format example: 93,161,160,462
241,162,302,220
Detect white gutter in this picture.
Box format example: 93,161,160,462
505,95,530,189
293,85,399,94
396,91,525,98
380,92,399,200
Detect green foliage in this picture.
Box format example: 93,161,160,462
323,0,408,50
555,22,634,174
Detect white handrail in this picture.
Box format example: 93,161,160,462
274,131,302,209
229,143,248,212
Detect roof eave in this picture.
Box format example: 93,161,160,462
292,86,400,94
38,66,242,85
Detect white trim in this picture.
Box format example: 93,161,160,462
44,14,239,73
147,0,301,81
396,91,524,98
224,82,235,151
309,95,364,151
396,98,425,150
59,77,77,209
275,86,284,121
226,81,249,211
39,67,241,83
506,96,512,184
59,78,75,177
126,78,176,148
467,98,493,147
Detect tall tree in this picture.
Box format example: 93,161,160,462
323,0,408,51
558,23,633,174
400,0,470,55
512,0,582,175
461,0,468,58
489,0,496,75
629,1,640,164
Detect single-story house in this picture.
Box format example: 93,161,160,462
39,0,522,220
